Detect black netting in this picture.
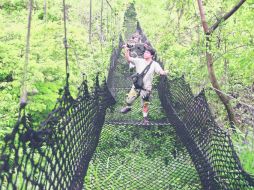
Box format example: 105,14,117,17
1,3,254,190
0,80,115,190
158,76,254,189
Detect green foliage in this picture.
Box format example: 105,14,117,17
0,0,27,12
0,0,253,186
0,0,128,138
232,127,254,175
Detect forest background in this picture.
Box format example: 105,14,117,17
0,0,253,174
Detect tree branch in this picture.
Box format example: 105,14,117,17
208,0,246,34
105,0,113,11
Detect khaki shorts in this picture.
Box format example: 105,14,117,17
126,86,151,106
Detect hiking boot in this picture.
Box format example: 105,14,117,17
120,106,131,114
143,116,149,125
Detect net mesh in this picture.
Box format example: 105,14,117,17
0,81,115,190
0,3,254,190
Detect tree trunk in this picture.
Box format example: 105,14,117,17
197,0,241,127
206,36,236,126
197,0,209,33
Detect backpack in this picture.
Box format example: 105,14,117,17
130,61,153,89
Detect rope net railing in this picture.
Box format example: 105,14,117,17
0,80,115,189
158,76,254,190
0,2,254,190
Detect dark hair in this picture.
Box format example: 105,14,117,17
145,47,156,56
132,32,140,39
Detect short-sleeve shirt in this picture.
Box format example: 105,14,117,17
129,57,163,91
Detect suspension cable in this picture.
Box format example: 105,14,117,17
63,0,70,88
20,0,33,109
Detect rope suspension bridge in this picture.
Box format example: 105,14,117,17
0,2,254,190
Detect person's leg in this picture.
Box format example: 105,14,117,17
140,90,151,123
120,86,139,113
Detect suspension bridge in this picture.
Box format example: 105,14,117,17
0,2,254,190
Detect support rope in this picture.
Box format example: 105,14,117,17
63,0,70,88
20,0,33,109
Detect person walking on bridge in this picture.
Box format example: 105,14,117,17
120,45,168,124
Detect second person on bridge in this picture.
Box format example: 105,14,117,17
120,44,168,124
